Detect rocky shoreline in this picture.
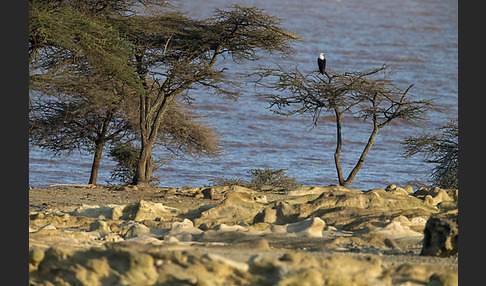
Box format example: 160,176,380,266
29,184,458,285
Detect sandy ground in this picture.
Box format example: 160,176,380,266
29,184,458,285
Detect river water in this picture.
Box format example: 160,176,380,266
29,0,458,190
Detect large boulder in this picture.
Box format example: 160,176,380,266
421,210,458,257
285,217,326,237
32,245,158,286
369,220,423,240
287,185,360,197
71,204,125,219
120,200,181,221
249,253,385,286
89,220,112,235
194,191,266,227
71,200,180,221
164,219,203,241
269,189,438,229
413,187,455,205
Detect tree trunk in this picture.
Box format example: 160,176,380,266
88,109,112,185
333,108,345,186
131,47,220,187
132,89,176,186
88,141,105,184
132,139,153,186
132,101,167,186
342,126,379,187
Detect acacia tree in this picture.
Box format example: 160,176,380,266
29,94,133,185
403,119,458,189
29,67,139,185
29,79,222,185
29,0,222,185
29,0,142,185
29,1,300,186
254,64,435,187
114,6,300,186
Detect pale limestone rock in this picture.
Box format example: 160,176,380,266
123,200,180,221
403,185,414,194
71,204,123,219
428,272,458,286
164,235,181,244
167,218,203,235
255,195,268,204
203,253,249,272
38,223,57,231
216,223,247,232
124,223,150,239
371,221,423,239
89,220,111,235
29,248,45,269
285,217,326,237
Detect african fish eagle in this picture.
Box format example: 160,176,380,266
317,53,326,74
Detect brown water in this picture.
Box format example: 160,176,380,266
29,0,458,190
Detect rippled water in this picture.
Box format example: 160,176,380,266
29,0,458,190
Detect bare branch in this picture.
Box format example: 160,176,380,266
253,63,435,187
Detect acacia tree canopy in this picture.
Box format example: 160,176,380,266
28,0,225,185
403,119,458,189
28,0,145,91
108,100,222,186
29,1,300,187
118,5,301,186
254,64,435,187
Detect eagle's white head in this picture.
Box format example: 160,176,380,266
319,53,325,60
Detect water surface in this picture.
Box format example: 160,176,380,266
29,0,458,190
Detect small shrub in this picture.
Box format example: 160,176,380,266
211,168,302,191
211,177,248,187
246,168,302,190
108,143,139,184
107,142,160,186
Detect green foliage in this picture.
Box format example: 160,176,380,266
246,168,303,190
108,142,160,186
121,4,300,185
157,100,222,159
212,168,302,191
108,142,141,185
29,0,140,90
211,177,249,188
29,98,123,155
403,119,458,189
29,0,302,186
